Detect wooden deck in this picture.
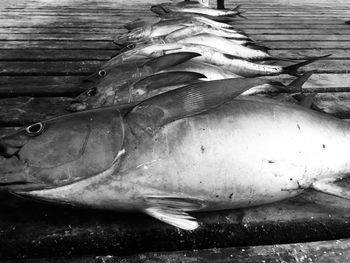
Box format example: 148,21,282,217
1,0,350,261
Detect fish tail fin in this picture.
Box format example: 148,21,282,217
232,4,247,19
282,54,331,76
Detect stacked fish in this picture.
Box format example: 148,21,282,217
1,1,349,232
68,1,330,112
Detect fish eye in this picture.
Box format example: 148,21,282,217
86,87,97,97
98,70,106,77
25,122,44,136
127,43,135,49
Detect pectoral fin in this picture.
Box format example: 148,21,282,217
143,195,204,230
143,52,201,72
127,78,268,133
312,179,350,200
133,71,206,93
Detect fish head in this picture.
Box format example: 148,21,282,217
70,65,140,111
0,107,125,191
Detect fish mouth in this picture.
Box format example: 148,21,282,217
0,138,25,157
0,155,40,191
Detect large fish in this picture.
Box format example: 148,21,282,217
105,43,331,77
1,78,350,230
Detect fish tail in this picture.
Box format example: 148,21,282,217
231,4,247,19
282,54,331,76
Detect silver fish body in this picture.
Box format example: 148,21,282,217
107,43,283,77
177,33,271,60
19,97,350,227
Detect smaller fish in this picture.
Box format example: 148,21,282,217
86,51,200,84
117,18,189,44
117,17,249,45
70,71,206,111
107,43,331,77
177,33,271,60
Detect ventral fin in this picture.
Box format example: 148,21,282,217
142,52,201,72
126,78,268,134
312,179,350,200
143,195,204,230
133,71,206,93
144,207,199,230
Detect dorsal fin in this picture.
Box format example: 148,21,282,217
142,52,201,72
126,78,269,134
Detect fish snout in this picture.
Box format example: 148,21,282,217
68,100,88,112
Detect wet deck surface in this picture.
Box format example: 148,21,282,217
1,0,350,261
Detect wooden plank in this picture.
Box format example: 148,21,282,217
245,29,350,35
0,50,116,60
74,239,350,263
270,49,350,59
0,61,102,75
3,238,350,263
0,41,118,49
0,34,115,41
2,186,350,259
237,24,350,29
256,35,350,41
0,28,124,34
262,41,350,49
0,76,86,96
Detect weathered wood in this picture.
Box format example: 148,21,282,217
270,49,350,59
0,76,86,96
0,50,116,60
0,61,103,75
237,24,350,29
75,239,350,263
262,41,350,49
0,34,116,41
2,186,350,259
0,41,118,49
